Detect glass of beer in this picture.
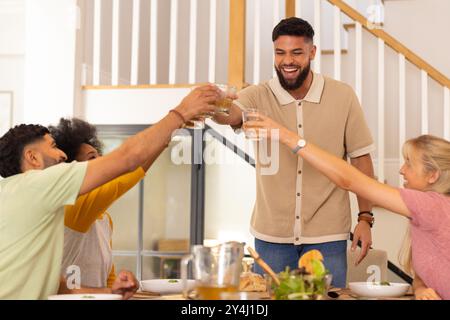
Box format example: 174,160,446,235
181,241,244,300
183,84,223,129
215,84,237,116
242,107,265,141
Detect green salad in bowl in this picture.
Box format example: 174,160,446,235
272,250,332,300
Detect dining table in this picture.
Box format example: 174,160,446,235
131,287,415,301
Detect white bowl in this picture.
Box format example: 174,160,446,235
349,282,410,298
140,279,195,295
47,294,122,300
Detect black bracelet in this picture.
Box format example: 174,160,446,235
358,211,374,216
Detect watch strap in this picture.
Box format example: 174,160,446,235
358,215,374,228
292,139,306,154
292,145,302,154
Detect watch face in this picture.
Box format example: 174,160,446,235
298,139,306,147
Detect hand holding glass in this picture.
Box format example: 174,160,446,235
184,84,236,129
242,108,266,141
215,84,237,116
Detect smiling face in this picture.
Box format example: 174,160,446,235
75,143,100,162
399,148,438,191
274,35,316,91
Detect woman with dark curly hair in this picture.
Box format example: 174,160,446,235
49,118,153,289
49,118,104,162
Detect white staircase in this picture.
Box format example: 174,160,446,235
80,0,450,179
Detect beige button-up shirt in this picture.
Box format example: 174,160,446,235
236,73,375,245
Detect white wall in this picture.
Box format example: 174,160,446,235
384,0,450,78
0,0,80,127
84,87,191,124
23,0,79,125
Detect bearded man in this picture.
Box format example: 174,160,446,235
213,17,375,288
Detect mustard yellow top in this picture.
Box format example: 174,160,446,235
61,167,145,288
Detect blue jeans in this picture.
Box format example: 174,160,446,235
254,238,347,288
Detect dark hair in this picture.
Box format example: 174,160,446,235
0,124,50,178
272,17,315,42
49,118,103,162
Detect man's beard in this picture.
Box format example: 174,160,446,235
42,155,61,169
276,62,311,91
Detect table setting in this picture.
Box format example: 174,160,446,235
131,242,413,301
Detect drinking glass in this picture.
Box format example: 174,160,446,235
215,84,237,116
242,107,265,141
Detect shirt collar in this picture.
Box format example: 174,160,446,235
268,72,325,106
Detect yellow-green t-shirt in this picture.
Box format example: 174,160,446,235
0,162,87,299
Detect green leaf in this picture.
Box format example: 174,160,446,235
311,259,326,277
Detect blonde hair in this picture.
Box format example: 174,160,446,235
399,135,450,274
402,135,450,195
398,226,413,276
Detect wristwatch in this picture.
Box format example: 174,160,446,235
292,139,307,154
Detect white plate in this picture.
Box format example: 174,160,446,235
349,282,410,298
47,294,122,300
140,279,195,295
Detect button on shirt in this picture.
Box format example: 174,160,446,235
236,73,375,245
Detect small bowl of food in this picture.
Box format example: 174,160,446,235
140,279,195,295
349,281,410,298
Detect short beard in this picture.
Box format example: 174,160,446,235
42,155,60,169
276,62,311,91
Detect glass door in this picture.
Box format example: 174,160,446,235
97,125,195,281
203,126,256,248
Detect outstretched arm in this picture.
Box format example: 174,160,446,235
283,129,411,217
78,85,219,196
244,115,411,218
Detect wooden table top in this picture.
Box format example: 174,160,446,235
131,288,415,300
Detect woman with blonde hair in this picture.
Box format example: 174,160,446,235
244,114,450,300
